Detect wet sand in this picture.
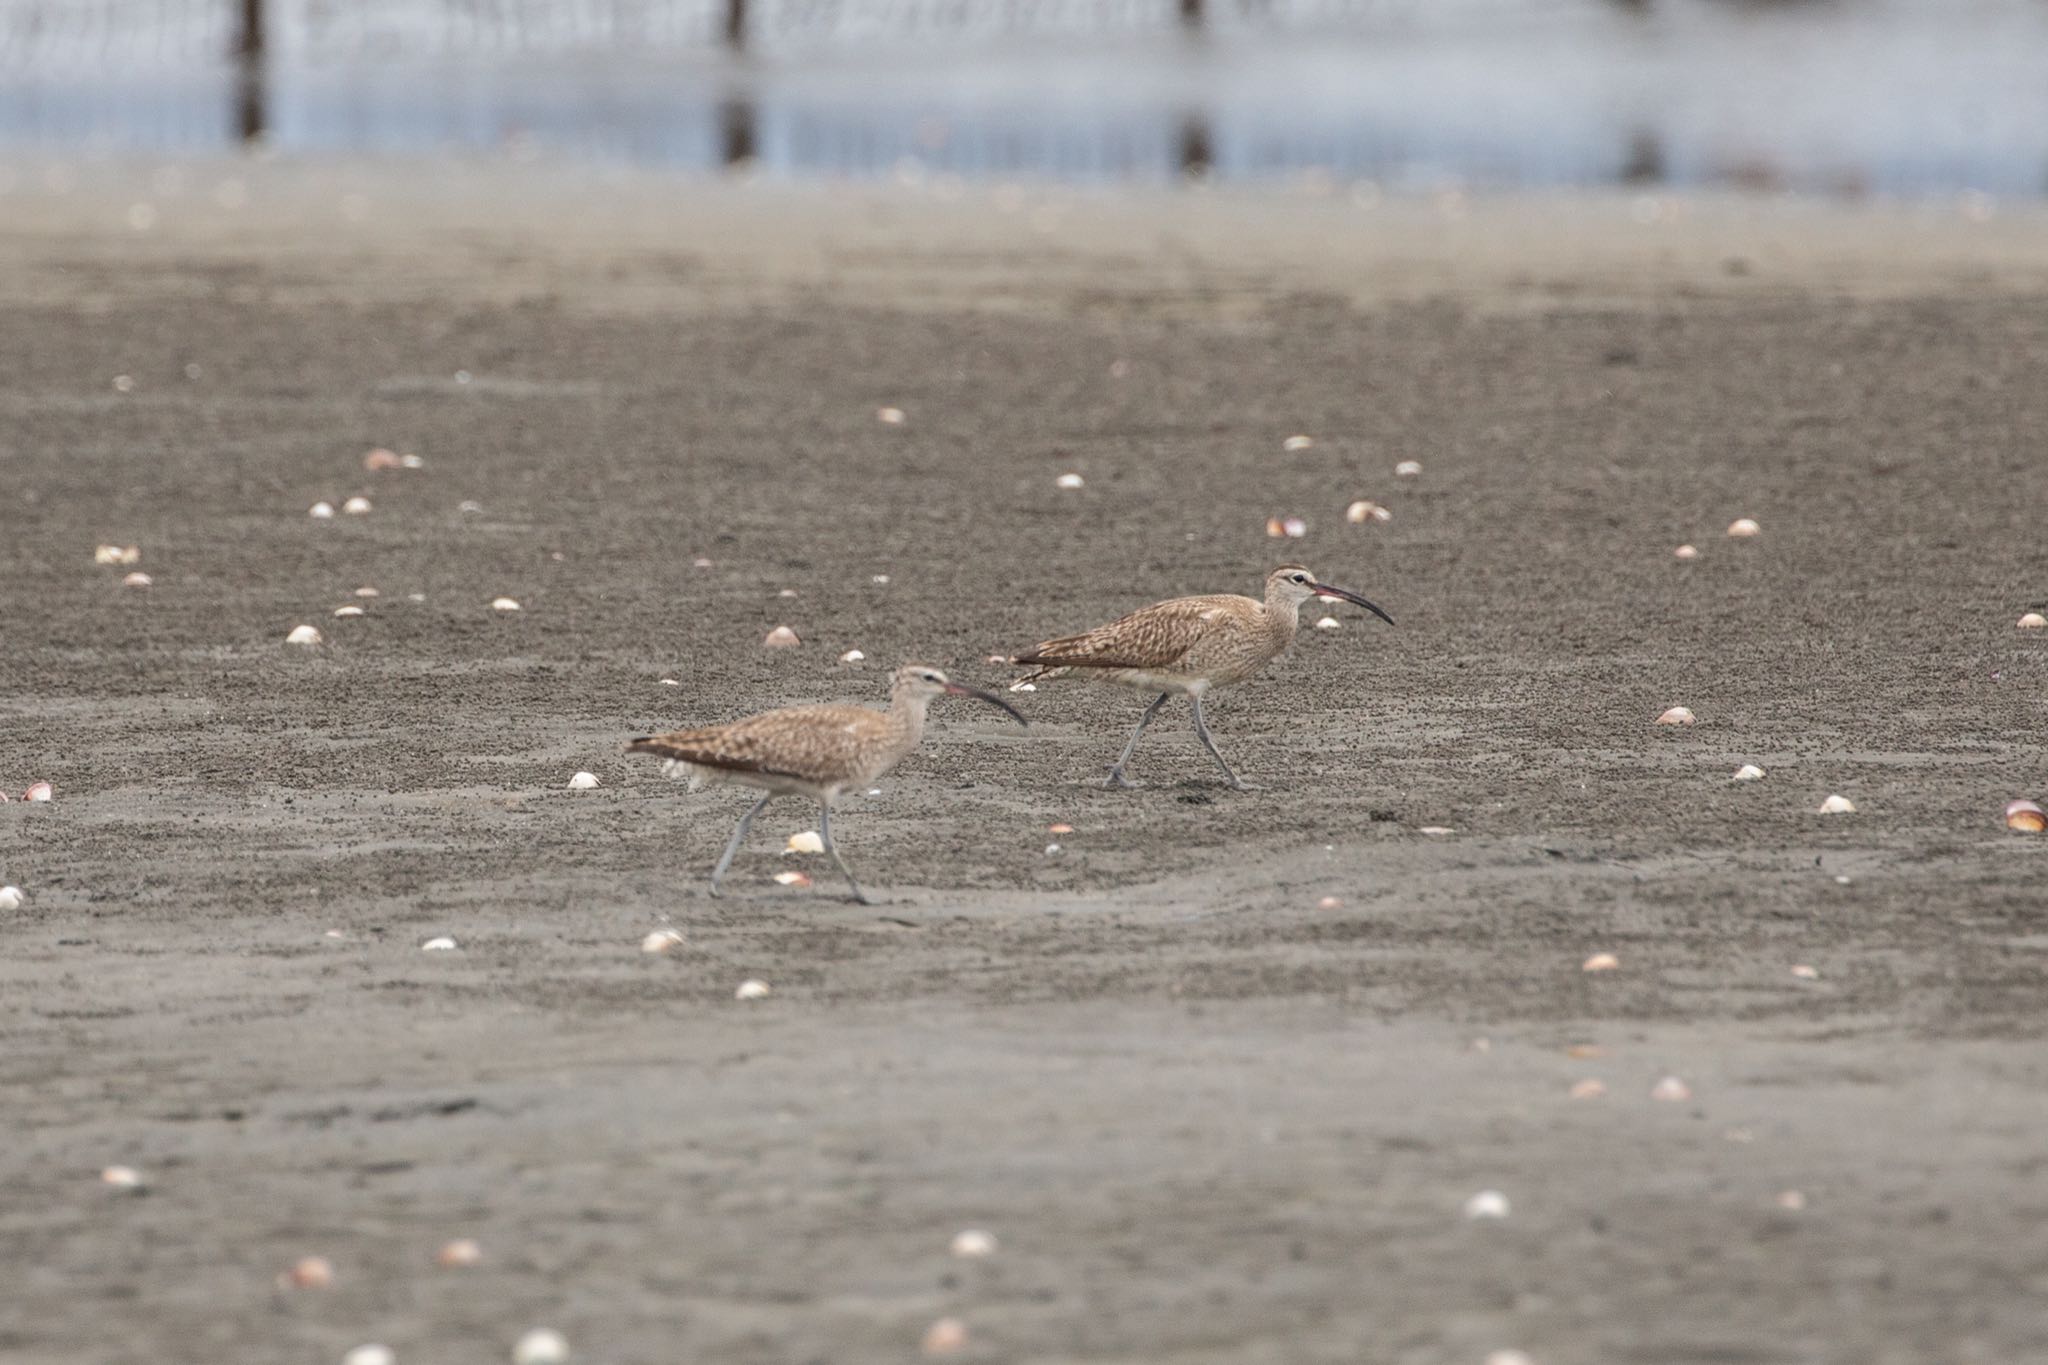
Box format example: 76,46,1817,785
3,163,2047,1364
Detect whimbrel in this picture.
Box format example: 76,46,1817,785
1013,564,1392,790
626,665,1025,904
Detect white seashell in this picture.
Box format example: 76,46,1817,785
876,407,905,425
512,1328,569,1365
95,544,140,565
692,556,713,568
1418,825,1454,835
0,886,24,911
1394,460,1422,477
1834,874,1852,884
950,1229,998,1258
640,929,684,954
1727,518,1761,538
491,597,521,612
1264,516,1307,538
735,979,771,1000
1818,794,1856,814
921,1318,968,1356
436,1238,483,1267
283,1256,334,1289
786,831,824,854
286,624,323,646
1789,964,1819,980
323,929,345,940
1582,952,1620,972
400,453,424,469
1655,706,1695,725
23,782,53,803
1007,680,1036,693
1317,895,1340,909
1776,1189,1807,1211
1733,764,1765,781
1673,544,1699,560
1282,435,1314,451
1344,500,1391,524
364,448,402,471
772,871,811,888
1484,1352,1535,1365
1651,1075,1692,1102
333,605,363,617
566,771,599,791
407,593,425,602
1048,823,1074,835
1045,843,1063,855
344,1347,395,1365
1463,1190,1511,1220
458,500,484,514
1313,616,1341,631
342,496,372,515
123,572,151,588
660,677,680,686
421,936,457,951
872,574,890,584
101,1164,142,1188
840,649,865,663
1055,472,1084,489
763,625,800,648
112,374,135,392
1569,1078,1607,1100
777,588,798,598
2019,613,2046,629
309,501,335,519
2004,800,2046,833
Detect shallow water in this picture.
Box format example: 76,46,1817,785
2,0,2046,194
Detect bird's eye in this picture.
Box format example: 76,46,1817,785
1292,574,1309,583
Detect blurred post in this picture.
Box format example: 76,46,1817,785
1177,114,1213,178
234,0,268,144
726,0,748,50
720,98,757,168
1179,0,1203,28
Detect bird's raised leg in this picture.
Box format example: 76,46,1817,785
818,800,873,905
710,794,772,896
1105,692,1171,788
1189,694,1251,791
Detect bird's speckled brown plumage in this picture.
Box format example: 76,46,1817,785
1014,565,1392,790
627,664,1024,903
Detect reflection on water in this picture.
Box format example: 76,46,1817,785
2,0,2047,196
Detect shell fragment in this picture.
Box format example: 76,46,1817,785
2005,800,2046,833
0,886,24,911
786,831,824,854
512,1329,569,1365
640,929,684,954
950,1229,998,1258
1655,706,1695,725
1818,794,1856,814
1055,472,1085,489
421,936,457,952
1345,500,1392,523
286,624,323,646
566,771,600,790
1463,1190,1511,1219
735,979,771,1000
1727,518,1761,537
1733,764,1766,781
491,597,521,613
1282,435,1315,451
763,625,800,648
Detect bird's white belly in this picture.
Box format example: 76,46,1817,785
662,760,834,800
1100,669,1209,696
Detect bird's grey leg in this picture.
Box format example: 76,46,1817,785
818,800,873,906
1105,692,1171,789
1189,694,1251,791
710,794,772,896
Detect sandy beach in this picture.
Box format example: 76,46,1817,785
3,161,2047,1364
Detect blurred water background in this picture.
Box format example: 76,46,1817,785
2,0,2046,195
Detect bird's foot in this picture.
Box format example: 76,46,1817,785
1226,778,1257,793
847,890,877,907
1103,769,1135,790
707,881,725,899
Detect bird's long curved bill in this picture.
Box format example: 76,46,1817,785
1312,582,1395,626
946,682,1029,726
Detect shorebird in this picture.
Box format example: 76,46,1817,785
1013,564,1392,790
626,665,1025,904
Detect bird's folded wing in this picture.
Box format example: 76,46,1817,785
1016,597,1221,670
626,721,809,778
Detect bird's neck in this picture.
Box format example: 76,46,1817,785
1262,589,1305,653
887,688,932,749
